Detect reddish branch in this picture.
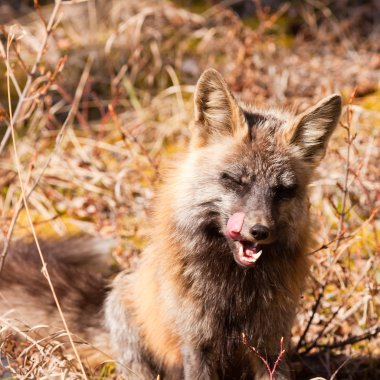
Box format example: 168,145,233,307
297,90,360,354
242,334,286,380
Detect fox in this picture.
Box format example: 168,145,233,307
0,68,342,380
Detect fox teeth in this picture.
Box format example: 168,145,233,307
238,245,263,262
245,250,263,263
252,250,263,261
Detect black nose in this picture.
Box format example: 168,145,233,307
250,224,270,241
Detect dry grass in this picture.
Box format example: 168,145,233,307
0,0,379,379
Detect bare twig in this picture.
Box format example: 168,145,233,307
0,55,94,273
313,326,380,351
109,104,160,182
297,91,357,352
299,255,376,354
242,334,286,380
296,285,326,351
0,0,63,155
4,24,89,379
334,91,356,251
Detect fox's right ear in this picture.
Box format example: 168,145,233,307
285,94,342,166
191,69,246,147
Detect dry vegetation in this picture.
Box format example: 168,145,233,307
0,0,379,379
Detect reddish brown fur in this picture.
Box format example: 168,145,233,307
105,70,342,379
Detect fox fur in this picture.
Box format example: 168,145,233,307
0,69,342,380
0,238,112,366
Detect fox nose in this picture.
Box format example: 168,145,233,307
250,224,270,241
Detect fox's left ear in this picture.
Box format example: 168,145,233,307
285,94,342,166
192,69,246,147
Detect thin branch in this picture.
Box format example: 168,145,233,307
334,92,356,251
5,27,89,380
242,334,286,380
312,326,380,351
298,252,376,354
0,0,63,155
0,31,22,98
296,284,326,351
297,92,357,352
306,234,352,256
109,104,160,182
0,55,94,273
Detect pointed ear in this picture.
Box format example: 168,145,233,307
285,94,342,165
191,69,246,146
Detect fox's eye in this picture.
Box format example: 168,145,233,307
274,184,298,200
220,172,243,187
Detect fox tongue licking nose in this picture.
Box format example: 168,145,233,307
226,212,263,265
226,212,245,239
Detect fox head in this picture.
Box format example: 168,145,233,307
170,69,341,268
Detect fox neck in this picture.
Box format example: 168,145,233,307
157,214,310,336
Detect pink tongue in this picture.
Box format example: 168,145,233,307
226,212,245,240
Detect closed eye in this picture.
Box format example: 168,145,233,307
273,184,298,200
220,172,243,187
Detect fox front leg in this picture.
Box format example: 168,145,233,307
105,276,156,379
181,344,217,380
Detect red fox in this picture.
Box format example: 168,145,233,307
0,69,342,379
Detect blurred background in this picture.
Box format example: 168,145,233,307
0,0,379,379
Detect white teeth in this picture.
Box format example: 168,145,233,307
253,250,262,259
237,243,263,264
244,250,262,263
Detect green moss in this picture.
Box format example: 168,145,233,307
242,17,260,29
97,361,117,379
126,229,148,250
360,89,380,111
172,0,209,14
14,211,83,237
276,34,294,48
187,36,202,51
0,62,27,123
242,15,294,47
